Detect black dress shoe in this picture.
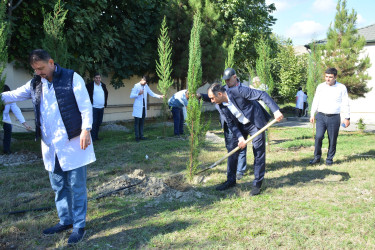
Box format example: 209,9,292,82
326,160,333,165
309,158,321,165
215,181,236,191
250,186,261,196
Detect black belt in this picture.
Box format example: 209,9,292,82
318,112,339,117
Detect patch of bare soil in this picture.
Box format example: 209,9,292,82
205,131,224,143
0,152,42,167
93,169,213,206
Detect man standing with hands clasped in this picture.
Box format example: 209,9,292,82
207,82,283,196
86,72,108,141
1,49,95,245
309,67,350,166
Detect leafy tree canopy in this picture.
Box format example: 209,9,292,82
6,0,276,89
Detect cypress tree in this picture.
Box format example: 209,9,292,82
186,13,208,180
323,0,371,99
42,0,69,67
255,36,274,96
0,0,8,123
306,42,324,138
306,42,324,111
156,16,174,135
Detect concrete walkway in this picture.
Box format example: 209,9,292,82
275,117,375,133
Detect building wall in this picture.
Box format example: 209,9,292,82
3,62,216,132
349,43,375,124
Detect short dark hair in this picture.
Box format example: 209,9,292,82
94,72,101,77
298,87,302,91
29,49,51,65
142,75,149,82
3,84,10,92
325,67,337,76
208,83,226,96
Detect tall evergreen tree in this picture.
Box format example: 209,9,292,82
323,0,371,99
186,13,208,180
156,16,173,135
255,36,274,96
0,0,8,123
42,0,69,67
306,42,324,111
222,32,237,85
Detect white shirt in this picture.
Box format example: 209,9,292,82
310,81,350,118
2,103,26,124
295,90,304,109
1,73,96,172
223,94,250,125
93,82,105,108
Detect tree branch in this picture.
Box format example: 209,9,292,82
10,0,23,11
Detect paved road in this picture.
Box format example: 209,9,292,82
275,117,375,133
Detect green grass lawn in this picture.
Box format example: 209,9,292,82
1,113,375,249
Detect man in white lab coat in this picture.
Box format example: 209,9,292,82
130,75,164,141
1,49,95,245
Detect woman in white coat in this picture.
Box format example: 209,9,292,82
130,76,164,141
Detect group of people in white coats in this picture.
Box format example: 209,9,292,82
1,45,351,246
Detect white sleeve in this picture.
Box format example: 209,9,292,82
72,73,93,130
130,84,139,99
310,85,321,117
9,103,26,124
341,85,350,118
1,81,32,104
146,85,161,98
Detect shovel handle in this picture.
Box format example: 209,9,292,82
197,119,277,174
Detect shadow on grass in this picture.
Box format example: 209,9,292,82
339,149,375,164
85,186,219,248
85,219,192,248
265,168,350,189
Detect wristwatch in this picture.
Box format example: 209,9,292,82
86,128,91,131
345,118,350,121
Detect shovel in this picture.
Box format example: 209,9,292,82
196,119,278,174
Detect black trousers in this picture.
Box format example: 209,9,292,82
226,123,266,188
134,107,146,139
3,123,12,153
314,112,340,163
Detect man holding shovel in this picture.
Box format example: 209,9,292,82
207,83,283,195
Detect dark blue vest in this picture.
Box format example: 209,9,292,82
30,64,82,140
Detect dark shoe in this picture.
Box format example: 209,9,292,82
3,150,11,155
236,174,244,180
140,137,147,140
68,228,86,245
135,137,140,142
309,158,321,165
326,160,333,166
250,186,261,196
215,181,236,191
43,223,72,236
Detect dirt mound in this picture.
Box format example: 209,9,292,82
101,123,130,132
94,169,211,204
205,131,224,143
0,152,41,167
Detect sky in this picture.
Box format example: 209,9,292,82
265,0,375,46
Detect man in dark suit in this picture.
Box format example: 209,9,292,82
198,68,247,182
207,83,283,195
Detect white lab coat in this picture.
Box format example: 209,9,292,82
130,82,162,118
295,90,304,109
1,73,96,172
